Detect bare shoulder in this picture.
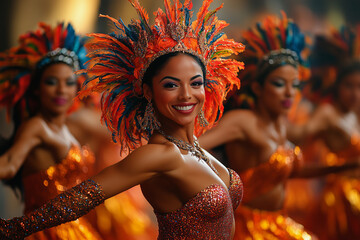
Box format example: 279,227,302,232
223,109,258,130
314,103,337,117
15,116,46,138
125,140,183,173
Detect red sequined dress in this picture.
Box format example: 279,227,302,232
319,134,360,240
234,146,317,240
155,169,243,240
22,145,101,240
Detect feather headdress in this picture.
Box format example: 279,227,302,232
226,11,309,109
0,22,89,121
78,0,244,153
306,25,360,104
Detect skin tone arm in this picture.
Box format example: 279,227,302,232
91,142,180,199
0,119,42,179
199,110,246,151
292,161,360,178
287,104,330,145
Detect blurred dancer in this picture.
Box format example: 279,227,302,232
289,26,360,240
0,0,245,239
0,22,101,239
199,12,360,240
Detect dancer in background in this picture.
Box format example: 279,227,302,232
68,99,158,240
0,0,244,239
199,12,360,240
0,22,102,239
288,26,360,240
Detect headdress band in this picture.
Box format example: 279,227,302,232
36,48,80,71
258,48,299,78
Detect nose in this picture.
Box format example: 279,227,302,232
56,81,67,94
285,83,296,98
179,84,192,100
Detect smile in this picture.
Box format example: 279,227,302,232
173,104,196,113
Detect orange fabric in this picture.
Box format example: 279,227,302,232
318,137,360,240
23,145,100,240
23,145,157,240
240,146,302,203
233,206,317,240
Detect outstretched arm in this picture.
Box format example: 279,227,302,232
199,110,245,151
287,104,331,145
0,143,173,239
0,119,42,179
291,158,360,178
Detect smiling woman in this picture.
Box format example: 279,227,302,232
0,0,245,239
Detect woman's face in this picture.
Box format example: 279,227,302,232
337,71,360,111
149,54,205,127
38,63,77,116
256,65,299,116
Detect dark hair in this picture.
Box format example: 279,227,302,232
142,51,207,88
333,60,360,98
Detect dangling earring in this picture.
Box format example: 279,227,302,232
198,109,209,127
140,99,161,132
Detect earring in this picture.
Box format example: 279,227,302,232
140,99,161,132
198,109,209,127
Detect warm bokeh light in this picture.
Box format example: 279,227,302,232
10,0,100,45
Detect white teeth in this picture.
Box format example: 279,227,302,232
174,105,194,111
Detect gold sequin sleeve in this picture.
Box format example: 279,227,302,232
0,179,105,240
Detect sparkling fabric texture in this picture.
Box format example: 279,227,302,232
234,147,316,240
319,135,360,240
1,179,105,240
1,145,103,240
240,146,302,203
155,169,243,240
233,206,316,240
23,145,95,213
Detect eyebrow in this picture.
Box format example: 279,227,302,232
160,74,203,82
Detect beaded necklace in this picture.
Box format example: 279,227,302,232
158,129,219,175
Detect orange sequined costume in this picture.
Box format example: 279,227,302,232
22,145,101,240
319,135,360,240
20,144,157,240
234,147,316,240
155,169,243,239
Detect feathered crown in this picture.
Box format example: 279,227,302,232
0,22,89,121
78,0,244,153
305,25,360,104
226,11,309,109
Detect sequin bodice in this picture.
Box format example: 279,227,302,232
240,146,302,203
155,169,243,240
324,134,360,166
23,145,95,214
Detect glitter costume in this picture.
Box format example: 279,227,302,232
156,169,243,239
234,147,316,240
20,145,102,240
0,0,244,238
319,135,360,240
303,25,360,240
1,179,105,240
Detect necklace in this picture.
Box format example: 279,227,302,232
158,129,219,175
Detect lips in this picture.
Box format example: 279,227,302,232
281,99,292,108
173,103,196,113
53,97,68,106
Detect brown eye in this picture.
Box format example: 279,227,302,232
163,82,178,88
44,77,57,86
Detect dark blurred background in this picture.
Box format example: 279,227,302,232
1,0,360,218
